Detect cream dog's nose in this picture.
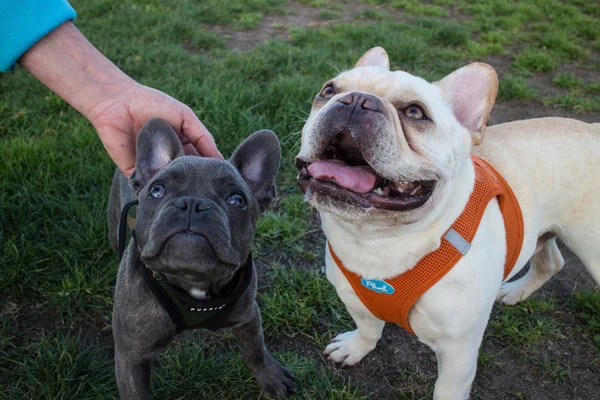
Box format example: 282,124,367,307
338,92,380,112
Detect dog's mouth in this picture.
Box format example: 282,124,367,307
143,226,215,262
297,132,435,211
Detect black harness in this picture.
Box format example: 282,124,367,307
117,201,252,333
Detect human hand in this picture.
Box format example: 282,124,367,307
88,82,222,177
19,22,222,178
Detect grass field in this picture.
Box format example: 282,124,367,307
1,0,599,399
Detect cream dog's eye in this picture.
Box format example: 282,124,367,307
403,105,426,120
320,84,335,98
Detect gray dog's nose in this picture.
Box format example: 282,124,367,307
173,197,210,212
338,92,380,112
173,198,188,210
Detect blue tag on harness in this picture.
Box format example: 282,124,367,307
360,278,395,295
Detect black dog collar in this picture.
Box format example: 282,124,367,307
118,201,253,333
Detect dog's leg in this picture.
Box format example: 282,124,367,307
113,305,176,400
573,250,600,286
324,288,385,366
114,347,152,400
432,339,480,400
560,232,600,286
497,235,564,305
233,301,296,398
114,328,173,399
113,307,175,400
113,262,176,400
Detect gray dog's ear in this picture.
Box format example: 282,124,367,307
129,118,184,195
230,130,281,212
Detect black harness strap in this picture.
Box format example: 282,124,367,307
139,259,186,333
151,256,252,332
118,200,139,261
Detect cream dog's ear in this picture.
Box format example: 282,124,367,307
435,63,498,145
355,47,390,70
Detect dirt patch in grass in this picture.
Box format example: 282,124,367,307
204,1,408,51
204,4,316,52
203,0,600,122
489,99,599,125
486,53,600,124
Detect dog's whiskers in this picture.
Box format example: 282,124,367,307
326,60,342,75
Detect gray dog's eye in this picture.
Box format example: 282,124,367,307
227,193,247,209
149,184,166,198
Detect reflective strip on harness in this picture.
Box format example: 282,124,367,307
331,155,524,335
444,228,471,255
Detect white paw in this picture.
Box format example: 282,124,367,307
324,330,376,366
496,280,531,305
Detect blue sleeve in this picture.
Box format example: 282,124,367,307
0,0,77,72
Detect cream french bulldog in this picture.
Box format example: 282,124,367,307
296,47,600,399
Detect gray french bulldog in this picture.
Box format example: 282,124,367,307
107,118,295,399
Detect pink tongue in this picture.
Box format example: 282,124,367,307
308,160,377,193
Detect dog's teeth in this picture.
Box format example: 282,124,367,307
373,187,384,195
394,181,420,193
393,182,406,192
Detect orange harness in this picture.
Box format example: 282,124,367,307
330,155,524,334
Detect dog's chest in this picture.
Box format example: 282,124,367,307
325,156,524,334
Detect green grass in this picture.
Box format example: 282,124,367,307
153,346,364,399
317,10,339,20
1,333,116,399
539,32,588,60
566,292,600,351
477,350,499,369
260,265,352,341
389,0,449,17
549,74,600,112
552,73,583,89
512,50,558,75
486,299,563,351
235,12,265,29
255,195,316,259
533,359,571,386
498,76,536,101
297,0,332,7
355,8,389,20
586,83,600,95
545,93,600,113
1,0,599,398
394,369,434,400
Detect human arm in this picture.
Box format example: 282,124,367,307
2,1,222,177
19,21,222,177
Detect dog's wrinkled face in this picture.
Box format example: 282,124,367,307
130,119,280,283
297,47,498,223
